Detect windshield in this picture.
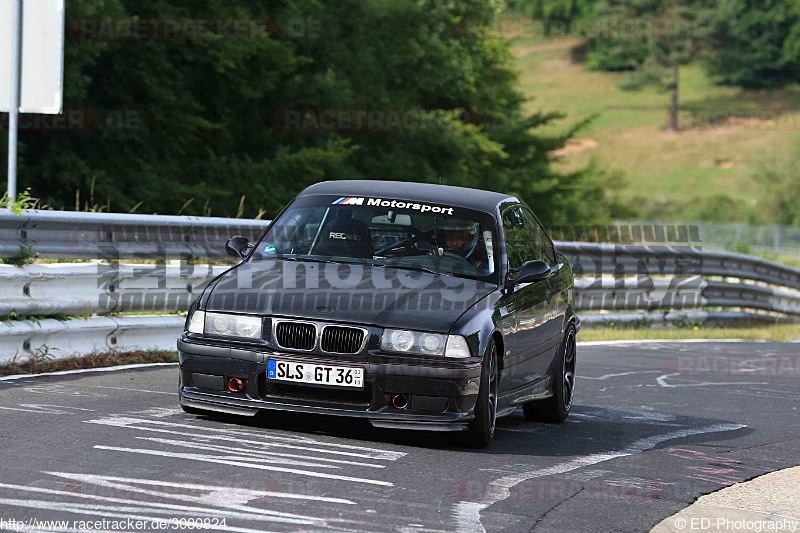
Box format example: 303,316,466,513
250,194,499,283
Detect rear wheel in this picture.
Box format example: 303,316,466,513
465,337,498,448
522,324,576,423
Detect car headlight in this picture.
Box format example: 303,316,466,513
187,310,205,333
187,310,263,340
380,329,472,358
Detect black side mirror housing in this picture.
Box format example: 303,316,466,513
225,235,250,258
511,260,550,285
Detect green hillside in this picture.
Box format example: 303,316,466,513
510,34,800,224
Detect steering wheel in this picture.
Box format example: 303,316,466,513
429,249,475,268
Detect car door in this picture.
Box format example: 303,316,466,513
519,207,564,376
500,206,551,392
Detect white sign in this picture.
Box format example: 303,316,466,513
0,0,65,114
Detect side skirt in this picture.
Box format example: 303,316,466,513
496,376,554,417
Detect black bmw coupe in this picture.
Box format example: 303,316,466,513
179,180,578,447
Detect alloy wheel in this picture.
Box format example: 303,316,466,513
562,329,576,411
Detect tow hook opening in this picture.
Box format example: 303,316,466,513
391,394,409,410
227,377,245,393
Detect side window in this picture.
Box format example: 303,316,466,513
520,208,556,265
502,207,536,270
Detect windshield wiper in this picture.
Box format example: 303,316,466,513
281,256,342,265
278,256,368,265
368,262,446,276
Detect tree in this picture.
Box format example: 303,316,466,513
6,0,625,224
587,0,711,132
702,0,800,89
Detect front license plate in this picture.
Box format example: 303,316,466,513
267,360,364,389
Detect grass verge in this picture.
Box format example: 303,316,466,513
579,325,800,342
509,29,800,223
0,349,178,377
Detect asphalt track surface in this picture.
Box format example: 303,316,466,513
0,340,798,533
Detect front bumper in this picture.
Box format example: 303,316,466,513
178,337,482,431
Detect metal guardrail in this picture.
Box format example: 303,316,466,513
0,208,269,260
2,264,796,319
0,210,798,363
0,263,228,316
573,278,800,315
555,242,800,290
0,315,185,361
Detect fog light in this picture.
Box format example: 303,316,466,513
227,377,245,393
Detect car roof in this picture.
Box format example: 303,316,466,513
298,180,518,213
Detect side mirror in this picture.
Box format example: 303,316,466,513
225,235,250,258
511,260,550,285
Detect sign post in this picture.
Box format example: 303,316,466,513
7,0,23,201
1,0,65,201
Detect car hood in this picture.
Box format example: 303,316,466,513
204,260,497,333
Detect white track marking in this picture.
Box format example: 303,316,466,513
0,404,94,414
453,423,745,533
134,436,386,468
95,420,390,460
568,408,678,425
0,469,373,532
656,373,769,388
48,472,356,505
129,437,340,470
0,498,291,533
727,389,800,400
126,407,185,417
578,339,778,346
0,480,333,523
92,385,174,395
24,385,108,397
95,415,404,456
95,446,394,486
578,371,661,380
86,416,406,460
0,362,177,381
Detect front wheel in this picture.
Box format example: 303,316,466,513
465,337,499,448
523,324,576,423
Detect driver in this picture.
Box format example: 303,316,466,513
435,219,488,273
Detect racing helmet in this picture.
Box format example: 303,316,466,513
436,219,479,257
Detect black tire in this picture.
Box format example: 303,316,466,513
522,324,576,423
465,337,499,448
